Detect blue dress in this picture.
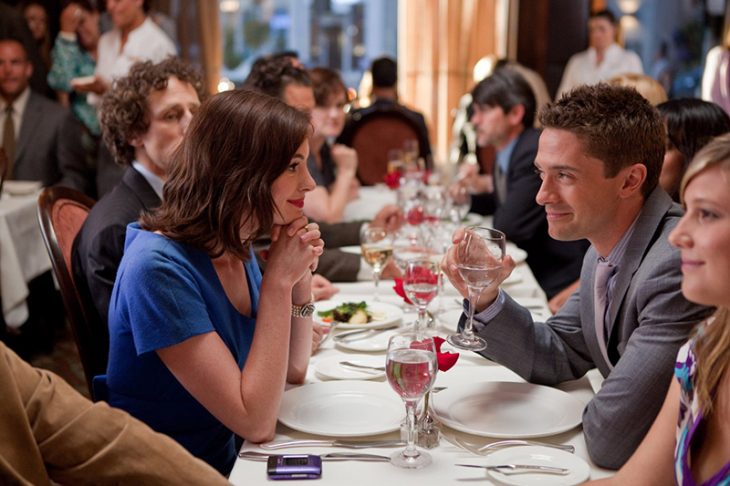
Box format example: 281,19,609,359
106,223,261,475
674,325,730,486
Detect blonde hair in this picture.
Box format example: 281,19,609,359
607,73,668,106
679,133,730,414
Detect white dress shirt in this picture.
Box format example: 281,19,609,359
0,87,30,147
556,43,644,99
90,17,176,105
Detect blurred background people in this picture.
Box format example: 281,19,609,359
607,73,668,106
556,9,643,98
305,67,359,224
657,98,730,201
86,0,177,197
20,1,51,70
0,1,50,95
47,0,102,171
0,38,90,193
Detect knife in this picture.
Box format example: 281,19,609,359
238,450,390,462
260,439,404,450
456,463,569,475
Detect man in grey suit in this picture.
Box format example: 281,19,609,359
0,38,89,193
443,84,713,469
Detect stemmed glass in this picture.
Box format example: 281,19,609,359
392,226,429,273
360,225,393,301
386,332,437,469
403,258,440,330
447,226,505,351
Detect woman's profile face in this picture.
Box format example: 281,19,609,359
669,164,730,308
271,139,316,225
311,89,347,139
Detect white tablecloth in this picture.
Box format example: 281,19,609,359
343,185,397,222
229,265,612,484
0,192,52,328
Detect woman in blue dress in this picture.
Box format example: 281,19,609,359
105,89,321,475
589,134,730,484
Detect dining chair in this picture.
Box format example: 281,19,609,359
37,186,101,398
339,103,431,186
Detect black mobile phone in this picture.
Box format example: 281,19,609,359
266,454,322,480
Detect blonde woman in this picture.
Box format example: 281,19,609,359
588,134,730,484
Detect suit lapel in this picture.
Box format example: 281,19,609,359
123,167,162,211
604,188,675,340
14,92,40,164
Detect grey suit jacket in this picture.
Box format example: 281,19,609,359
470,187,713,469
14,92,90,194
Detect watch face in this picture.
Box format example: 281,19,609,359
301,303,315,317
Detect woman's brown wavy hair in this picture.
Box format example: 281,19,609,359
140,89,310,261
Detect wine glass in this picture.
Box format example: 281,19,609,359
392,226,429,273
404,258,440,330
386,332,437,469
447,226,505,351
360,225,393,301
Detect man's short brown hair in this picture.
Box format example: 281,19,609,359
99,57,206,166
539,83,664,197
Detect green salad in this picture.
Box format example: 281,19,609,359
317,301,372,324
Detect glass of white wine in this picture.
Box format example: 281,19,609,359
447,226,505,351
360,225,393,301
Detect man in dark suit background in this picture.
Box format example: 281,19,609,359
453,68,587,301
359,56,432,159
72,58,205,374
0,38,88,193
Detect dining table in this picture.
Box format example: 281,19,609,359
229,244,613,485
0,182,52,328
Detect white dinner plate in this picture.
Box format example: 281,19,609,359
278,381,402,437
314,355,385,380
482,446,590,485
502,269,523,286
433,381,584,438
3,180,41,196
505,242,528,264
314,299,403,330
333,329,399,353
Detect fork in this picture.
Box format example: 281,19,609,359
443,433,574,455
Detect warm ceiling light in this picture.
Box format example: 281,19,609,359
219,0,240,13
617,0,641,15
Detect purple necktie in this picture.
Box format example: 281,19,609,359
593,260,614,370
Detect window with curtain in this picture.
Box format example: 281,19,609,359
218,0,397,89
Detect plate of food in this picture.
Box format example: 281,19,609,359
314,299,403,330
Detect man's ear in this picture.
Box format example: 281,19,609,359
619,163,647,198
507,104,525,126
128,136,143,148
